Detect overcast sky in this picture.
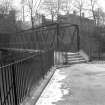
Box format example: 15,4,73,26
97,0,105,11
12,0,105,10
8,0,105,21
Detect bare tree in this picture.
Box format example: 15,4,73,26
0,0,13,16
90,0,97,19
61,0,73,14
100,10,105,25
74,0,85,24
42,0,57,22
42,0,73,22
74,0,84,16
88,0,97,21
21,0,42,29
21,0,25,22
94,8,105,26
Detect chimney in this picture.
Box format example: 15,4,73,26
82,13,85,17
41,15,46,24
73,10,77,15
66,10,69,14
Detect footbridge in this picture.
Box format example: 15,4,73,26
0,23,103,105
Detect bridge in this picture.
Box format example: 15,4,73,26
0,23,104,105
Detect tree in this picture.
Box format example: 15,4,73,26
0,9,20,32
61,0,73,14
100,10,105,25
0,0,13,16
90,0,97,19
21,0,25,22
21,0,42,29
74,0,85,24
94,8,105,26
42,0,73,22
0,0,22,32
87,0,97,22
42,0,57,22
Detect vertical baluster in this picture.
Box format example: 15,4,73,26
15,62,20,104
20,61,24,102
0,86,2,105
1,64,6,105
7,66,12,105
10,65,14,105
16,62,20,104
0,66,2,105
12,64,18,105
4,66,10,105
22,60,26,99
24,59,32,98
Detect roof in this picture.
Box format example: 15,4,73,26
58,14,95,23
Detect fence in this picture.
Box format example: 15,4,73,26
0,49,54,105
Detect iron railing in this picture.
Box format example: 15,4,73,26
0,49,54,105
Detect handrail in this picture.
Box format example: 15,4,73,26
0,49,54,105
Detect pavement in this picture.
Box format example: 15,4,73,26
36,63,105,105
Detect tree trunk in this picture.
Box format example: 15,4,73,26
51,15,54,23
31,15,34,29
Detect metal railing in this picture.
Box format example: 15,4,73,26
0,49,54,105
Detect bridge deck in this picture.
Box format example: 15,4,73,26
36,63,105,105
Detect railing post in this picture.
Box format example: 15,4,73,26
57,23,59,50
12,64,18,105
76,25,80,52
56,23,60,65
98,44,101,60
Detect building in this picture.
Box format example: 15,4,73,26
34,14,54,26
58,12,96,32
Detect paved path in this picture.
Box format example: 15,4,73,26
36,63,105,105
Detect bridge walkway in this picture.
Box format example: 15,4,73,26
36,62,105,105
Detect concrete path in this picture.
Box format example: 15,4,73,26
36,63,105,105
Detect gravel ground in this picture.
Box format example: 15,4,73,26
36,63,105,105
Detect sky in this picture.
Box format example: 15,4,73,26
12,0,105,10
0,0,105,21
97,0,105,11
11,0,105,11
